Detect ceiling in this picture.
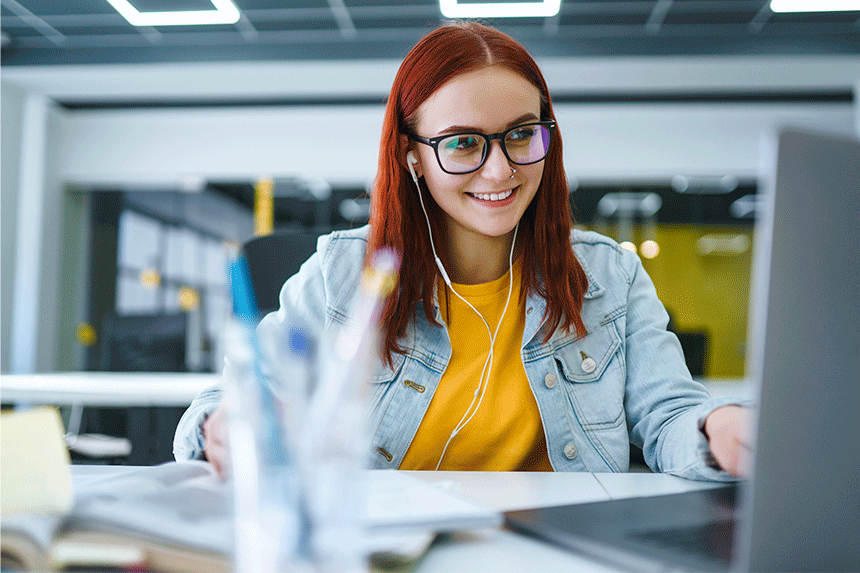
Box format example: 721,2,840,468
2,0,859,66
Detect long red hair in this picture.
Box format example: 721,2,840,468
368,21,588,365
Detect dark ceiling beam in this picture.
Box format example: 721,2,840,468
235,12,259,43
1,0,66,45
54,89,852,111
748,3,773,33
1,0,785,26
138,27,164,45
6,22,859,50
544,12,561,35
327,0,357,39
646,0,674,35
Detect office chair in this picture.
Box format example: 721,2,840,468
675,331,709,378
241,228,323,318
98,312,188,373
67,312,189,465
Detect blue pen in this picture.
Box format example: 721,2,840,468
228,255,312,568
228,255,287,466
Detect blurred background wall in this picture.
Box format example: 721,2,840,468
2,4,859,379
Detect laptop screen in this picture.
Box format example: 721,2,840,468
738,128,860,572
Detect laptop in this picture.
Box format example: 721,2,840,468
505,128,860,572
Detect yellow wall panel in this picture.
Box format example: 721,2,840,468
590,224,754,379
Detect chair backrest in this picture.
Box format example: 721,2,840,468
241,228,323,318
675,331,708,377
99,312,188,372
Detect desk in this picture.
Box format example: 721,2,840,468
405,471,722,573
69,466,723,573
0,373,218,406
2,373,218,465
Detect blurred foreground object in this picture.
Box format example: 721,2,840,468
1,407,73,515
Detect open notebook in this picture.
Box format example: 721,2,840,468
66,461,500,564
2,461,499,571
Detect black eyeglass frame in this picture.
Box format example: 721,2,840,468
406,120,557,175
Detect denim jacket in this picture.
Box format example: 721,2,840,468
174,225,740,480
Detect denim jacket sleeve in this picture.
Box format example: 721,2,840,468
611,240,743,481
172,381,223,460
172,230,345,461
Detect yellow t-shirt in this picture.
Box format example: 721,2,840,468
399,259,553,471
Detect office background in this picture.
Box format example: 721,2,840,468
2,1,859,380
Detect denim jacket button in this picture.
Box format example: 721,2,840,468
581,357,597,373
564,443,578,459
544,373,557,389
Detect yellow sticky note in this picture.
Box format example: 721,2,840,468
1,407,73,515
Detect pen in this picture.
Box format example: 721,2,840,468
228,255,287,466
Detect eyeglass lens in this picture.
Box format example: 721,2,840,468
438,124,551,173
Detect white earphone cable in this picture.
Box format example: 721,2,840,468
433,221,518,471
407,152,520,470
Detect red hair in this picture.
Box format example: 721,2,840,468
368,21,588,365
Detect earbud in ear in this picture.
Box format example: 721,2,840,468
406,151,421,187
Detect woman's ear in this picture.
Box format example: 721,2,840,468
399,135,423,178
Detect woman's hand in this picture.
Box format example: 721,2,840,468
202,403,230,479
704,405,752,478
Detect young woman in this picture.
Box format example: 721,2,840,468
175,22,749,479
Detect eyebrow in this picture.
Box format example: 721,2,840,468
436,112,540,136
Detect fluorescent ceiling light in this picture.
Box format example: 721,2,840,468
770,0,860,11
106,0,241,26
439,0,561,18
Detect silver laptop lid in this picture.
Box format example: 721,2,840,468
737,128,860,572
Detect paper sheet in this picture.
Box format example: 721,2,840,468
1,407,73,515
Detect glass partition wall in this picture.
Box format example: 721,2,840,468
59,182,371,375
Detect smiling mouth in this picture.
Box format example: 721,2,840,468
467,187,516,202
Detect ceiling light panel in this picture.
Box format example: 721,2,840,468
770,0,860,11
439,0,562,18
106,0,241,26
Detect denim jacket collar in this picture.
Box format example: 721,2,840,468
522,244,606,349
575,239,606,301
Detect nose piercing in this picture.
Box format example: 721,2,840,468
510,167,517,180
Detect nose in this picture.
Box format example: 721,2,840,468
479,140,512,181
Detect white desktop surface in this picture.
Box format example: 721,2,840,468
1,372,218,406
405,471,724,573
69,465,728,573
593,472,724,500
405,470,610,512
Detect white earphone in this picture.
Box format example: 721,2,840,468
407,150,420,183
407,150,451,286
405,148,519,470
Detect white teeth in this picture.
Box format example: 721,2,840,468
473,188,514,201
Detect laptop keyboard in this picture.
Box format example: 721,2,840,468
629,519,735,564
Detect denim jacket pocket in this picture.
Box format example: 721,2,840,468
367,352,407,416
367,351,439,468
554,320,625,429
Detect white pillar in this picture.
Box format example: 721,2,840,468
855,79,860,139
10,93,49,374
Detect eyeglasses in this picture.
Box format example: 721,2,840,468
407,120,556,175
